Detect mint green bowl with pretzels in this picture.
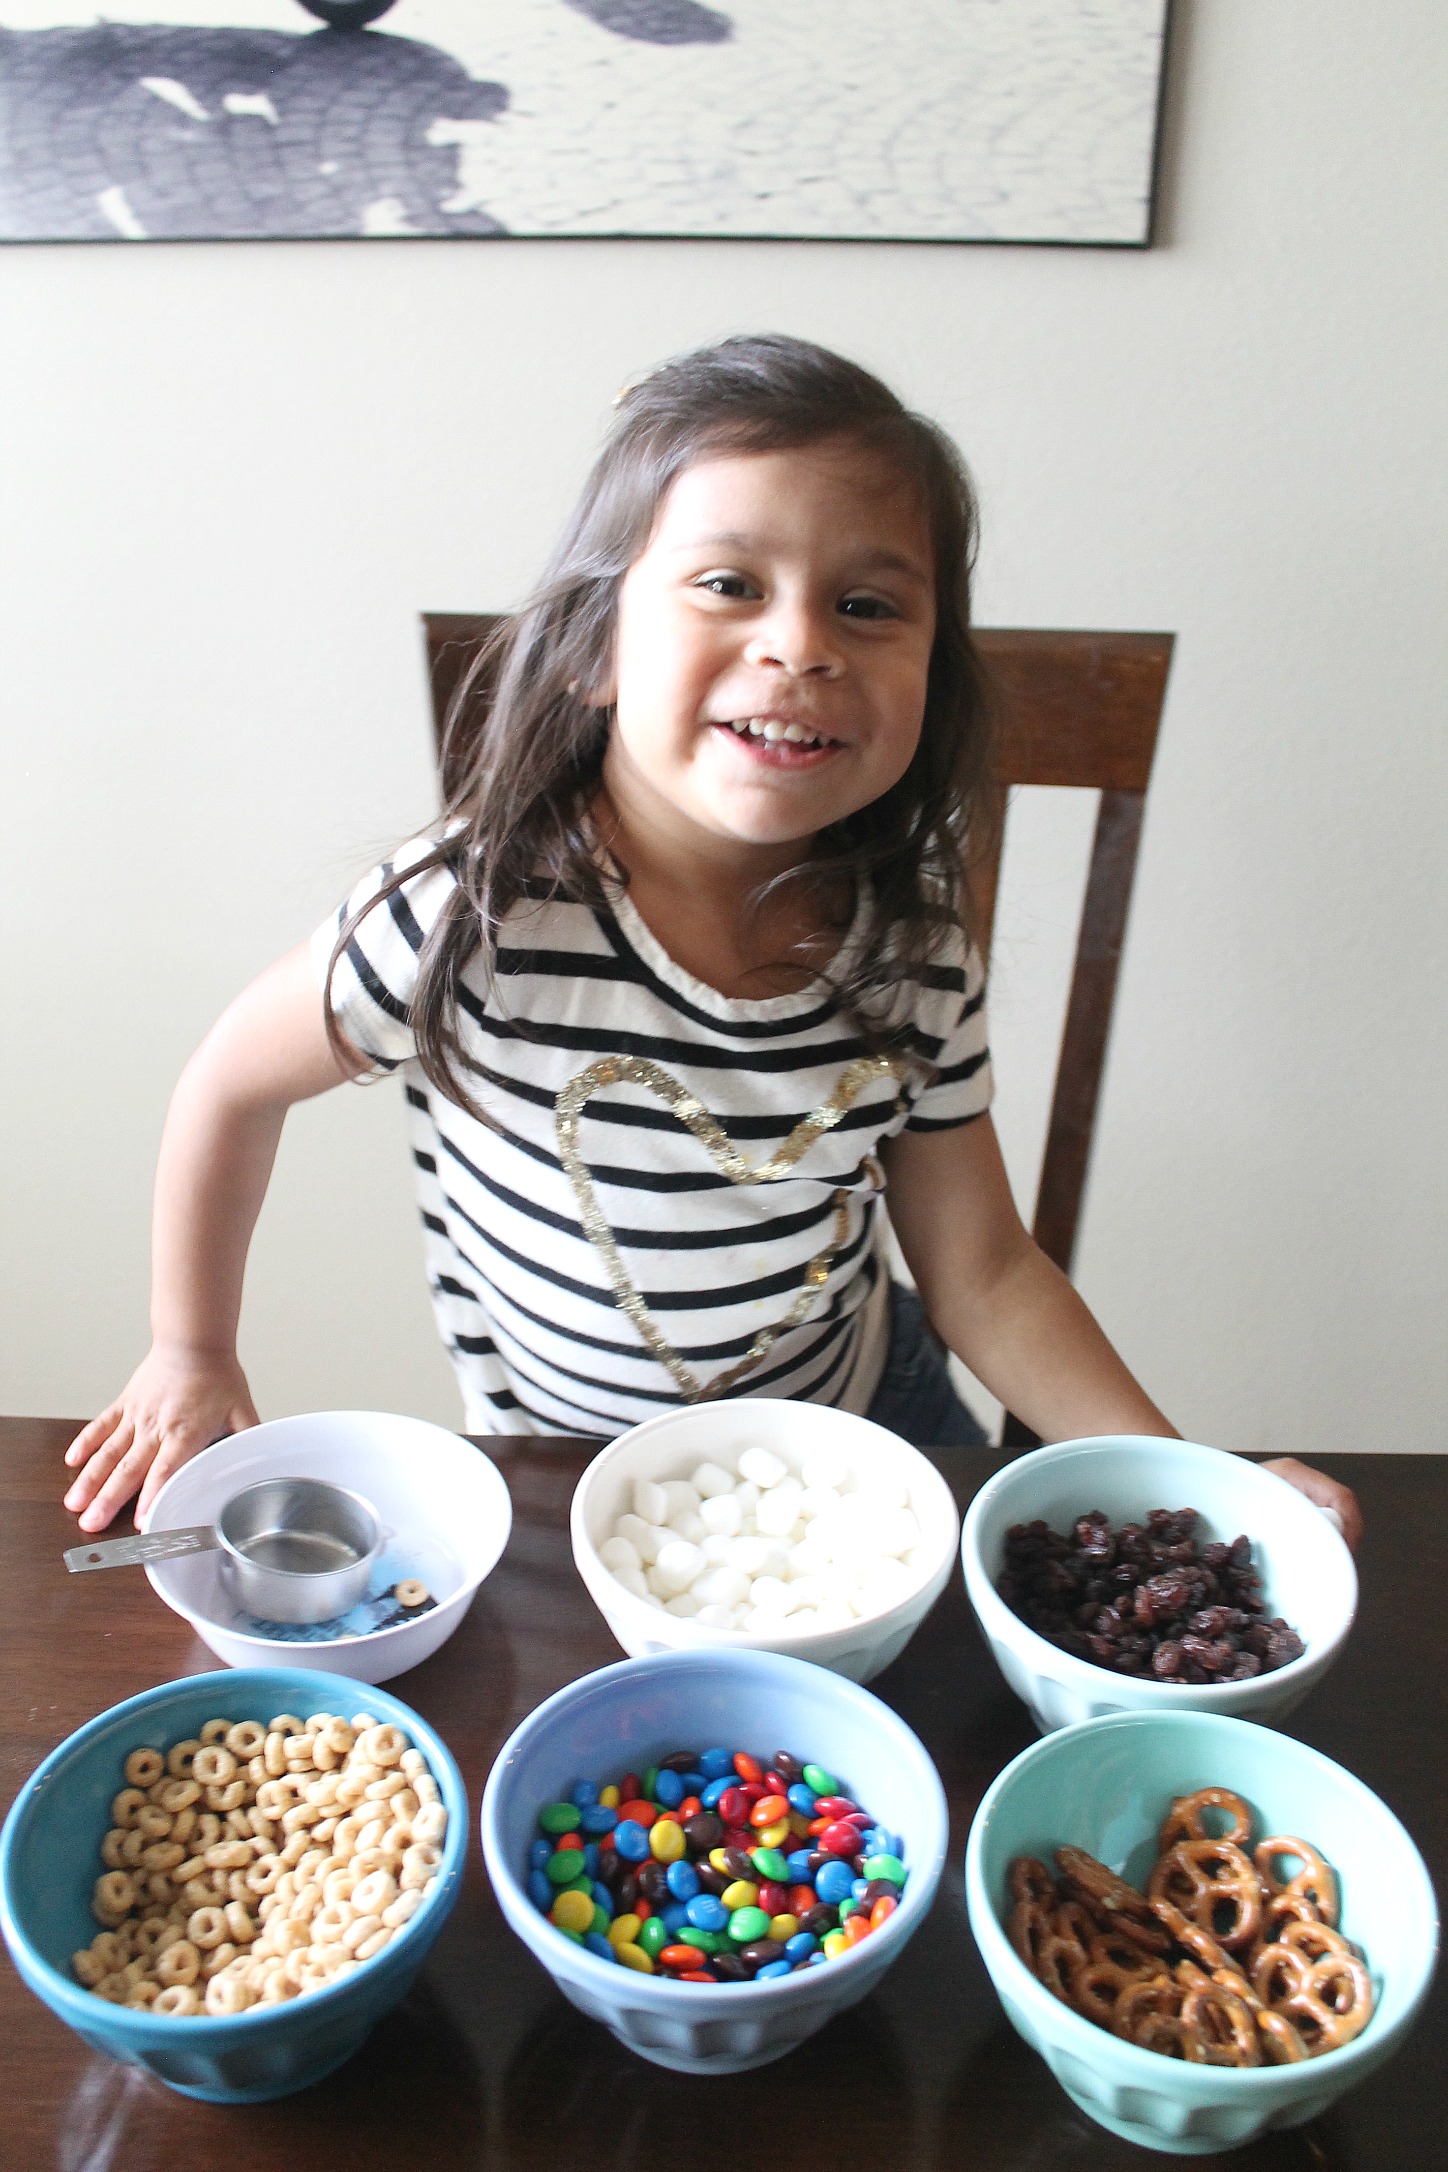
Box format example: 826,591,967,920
964,1710,1437,2154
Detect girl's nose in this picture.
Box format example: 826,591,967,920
744,597,843,678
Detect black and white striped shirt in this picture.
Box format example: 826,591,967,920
314,842,992,1437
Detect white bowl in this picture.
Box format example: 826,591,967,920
480,1648,948,2073
142,1411,511,1683
570,1399,959,1684
961,1436,1356,1733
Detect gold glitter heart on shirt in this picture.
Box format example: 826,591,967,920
554,1053,909,1401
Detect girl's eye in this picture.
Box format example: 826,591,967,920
838,593,899,620
696,572,758,599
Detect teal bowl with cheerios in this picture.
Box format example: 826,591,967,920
0,1667,467,2101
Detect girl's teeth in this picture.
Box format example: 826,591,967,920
729,717,823,747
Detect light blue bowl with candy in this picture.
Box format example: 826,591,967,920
0,1668,468,2102
480,1648,947,2073
966,1710,1438,2154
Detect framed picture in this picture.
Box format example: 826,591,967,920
0,1,1172,246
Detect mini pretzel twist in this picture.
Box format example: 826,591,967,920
1181,1982,1263,2067
1146,1839,1262,1950
1157,1788,1254,1855
1254,1837,1339,1927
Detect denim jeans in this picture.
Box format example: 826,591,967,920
863,1282,988,1448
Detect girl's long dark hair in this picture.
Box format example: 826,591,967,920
329,334,997,1115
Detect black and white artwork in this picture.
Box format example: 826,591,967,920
0,2,1171,246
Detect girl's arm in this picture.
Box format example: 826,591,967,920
63,944,358,1531
880,1115,1362,1548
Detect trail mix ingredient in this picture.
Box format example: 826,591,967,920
527,1746,906,1979
997,1508,1305,1681
1009,1786,1372,2064
72,1711,446,2014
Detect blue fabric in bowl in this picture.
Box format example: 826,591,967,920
0,1667,467,2102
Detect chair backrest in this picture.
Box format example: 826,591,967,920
420,613,1172,1440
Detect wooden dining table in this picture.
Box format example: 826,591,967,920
1,1417,1441,2171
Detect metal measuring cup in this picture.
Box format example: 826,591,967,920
64,1475,383,1625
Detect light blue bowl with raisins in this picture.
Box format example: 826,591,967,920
961,1437,1357,1734
0,1667,467,2101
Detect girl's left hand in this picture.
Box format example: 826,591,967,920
1261,1457,1363,1553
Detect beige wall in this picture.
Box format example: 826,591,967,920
3,1,1445,1453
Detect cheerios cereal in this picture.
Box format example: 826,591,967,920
70,1713,448,2016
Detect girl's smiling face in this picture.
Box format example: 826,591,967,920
600,436,937,867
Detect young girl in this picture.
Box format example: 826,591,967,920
64,335,1359,1546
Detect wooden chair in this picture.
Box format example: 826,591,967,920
421,613,1172,1444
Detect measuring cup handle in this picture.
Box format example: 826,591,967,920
63,1527,221,1573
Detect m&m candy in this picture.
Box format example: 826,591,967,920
526,1746,906,1982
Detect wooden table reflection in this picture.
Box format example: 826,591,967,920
1,1418,1441,2170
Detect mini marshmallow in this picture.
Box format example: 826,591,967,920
723,1535,775,1576
633,1478,669,1525
650,1538,704,1596
660,1478,701,1519
615,1513,667,1564
598,1534,641,1574
737,1446,787,1489
873,1507,921,1558
699,1533,735,1565
698,1492,743,1537
735,1480,761,1514
668,1509,707,1544
693,1565,750,1609
695,1603,735,1627
755,1481,804,1537
611,1564,650,1600
748,1574,798,1614
664,1592,702,1618
691,1461,735,1498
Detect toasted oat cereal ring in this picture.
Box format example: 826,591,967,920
187,1906,229,1950
204,1780,248,1813
198,1718,232,1747
93,1871,136,1921
72,1949,107,1988
100,1828,130,1872
110,1787,147,1829
350,1869,397,1916
153,1984,202,2016
354,1928,392,1961
125,1984,161,2010
411,1803,448,1846
140,1841,186,1873
225,1721,266,1758
205,1973,255,2014
191,1744,238,1786
155,1940,201,1988
381,1888,423,1929
356,1725,407,1768
124,1748,165,1789
342,1913,384,1954
246,1856,284,1897
200,1941,239,1979
268,1713,305,1736
394,1580,429,1609
165,1739,202,1780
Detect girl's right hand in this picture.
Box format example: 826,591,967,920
63,1347,260,1534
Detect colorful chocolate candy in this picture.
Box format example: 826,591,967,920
525,1747,906,1979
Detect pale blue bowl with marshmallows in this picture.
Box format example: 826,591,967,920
481,1647,948,2074
966,1710,1437,2154
0,1668,467,2101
